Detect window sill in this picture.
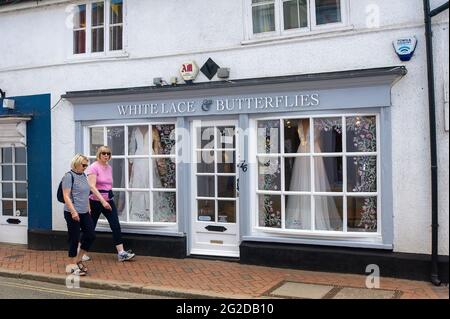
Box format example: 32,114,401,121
254,226,382,240
241,25,355,46
65,50,130,64
96,222,182,237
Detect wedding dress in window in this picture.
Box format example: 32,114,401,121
129,127,150,222
285,120,340,231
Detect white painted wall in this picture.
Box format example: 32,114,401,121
0,0,448,255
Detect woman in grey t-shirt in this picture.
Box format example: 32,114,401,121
62,154,96,276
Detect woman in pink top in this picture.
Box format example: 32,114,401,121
86,146,135,262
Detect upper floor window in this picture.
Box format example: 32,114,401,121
73,0,124,55
250,0,345,37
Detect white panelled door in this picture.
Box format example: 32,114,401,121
190,120,240,257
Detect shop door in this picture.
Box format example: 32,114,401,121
0,146,28,244
190,120,240,257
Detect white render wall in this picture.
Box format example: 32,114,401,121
0,0,448,255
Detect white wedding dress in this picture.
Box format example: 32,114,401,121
285,123,340,231
129,127,151,222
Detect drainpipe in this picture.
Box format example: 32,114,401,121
423,0,448,286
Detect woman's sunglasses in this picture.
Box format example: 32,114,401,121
82,164,89,168
101,152,111,156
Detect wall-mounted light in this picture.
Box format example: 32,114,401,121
1,89,15,110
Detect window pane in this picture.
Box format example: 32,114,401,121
153,125,176,155
107,127,124,155
258,194,281,228
90,127,104,156
1,200,13,216
128,126,149,156
217,126,235,149
129,191,150,222
92,2,104,26
73,4,86,28
92,27,105,52
197,151,215,173
1,183,13,198
257,120,280,154
128,159,148,189
197,176,215,198
113,191,126,221
314,157,342,192
109,25,123,51
110,0,123,24
253,3,276,33
16,184,27,199
15,166,27,181
197,127,215,149
314,117,342,153
285,118,310,153
110,158,125,188
74,30,86,54
346,116,377,153
218,176,236,198
15,148,26,163
285,157,310,191
348,197,377,232
198,199,215,222
16,201,28,217
347,156,377,193
217,151,235,173
315,0,341,25
1,148,12,163
153,158,176,188
314,196,343,231
283,0,308,30
1,166,12,181
285,195,311,229
218,201,236,223
153,192,176,223
258,157,281,191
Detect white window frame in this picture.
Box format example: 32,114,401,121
84,122,178,228
0,146,28,226
71,0,127,58
249,113,381,240
245,0,349,40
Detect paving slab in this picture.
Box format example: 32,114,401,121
333,287,397,299
270,282,334,299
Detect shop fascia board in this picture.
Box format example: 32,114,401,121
63,66,407,105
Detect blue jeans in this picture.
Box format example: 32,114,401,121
64,211,96,258
90,199,123,247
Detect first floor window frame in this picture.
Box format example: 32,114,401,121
249,112,381,239
72,0,126,57
245,0,349,40
83,121,178,228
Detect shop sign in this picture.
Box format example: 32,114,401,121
117,93,320,117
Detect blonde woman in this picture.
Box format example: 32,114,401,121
86,146,135,262
63,154,95,276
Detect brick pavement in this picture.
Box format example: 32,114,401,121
0,243,447,299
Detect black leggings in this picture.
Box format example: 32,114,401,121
64,211,96,258
90,200,123,247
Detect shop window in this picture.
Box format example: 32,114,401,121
250,0,345,38
0,147,28,218
73,0,124,55
86,124,176,224
255,115,379,234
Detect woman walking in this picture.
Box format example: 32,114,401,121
85,146,135,262
63,154,95,275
